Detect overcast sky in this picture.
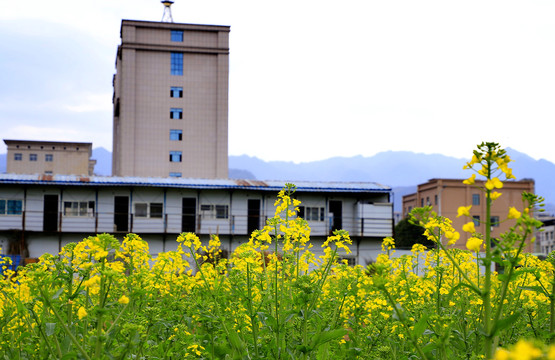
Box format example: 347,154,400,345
1,0,554,164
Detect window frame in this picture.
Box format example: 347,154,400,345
171,30,184,42
171,52,183,76
169,151,182,162
200,204,229,220
134,202,163,219
14,153,22,161
29,154,37,161
297,206,325,221
63,201,95,217
472,194,480,206
170,108,183,119
0,199,23,215
170,86,183,98
170,129,183,141
45,154,53,162
169,172,182,177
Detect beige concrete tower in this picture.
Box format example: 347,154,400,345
112,18,229,178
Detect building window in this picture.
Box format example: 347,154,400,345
434,195,438,205
472,215,480,227
29,154,37,161
170,129,183,141
491,216,500,227
420,199,424,207
200,204,229,219
171,86,183,98
472,194,480,206
171,30,184,42
150,203,163,218
0,199,23,215
169,172,182,177
14,153,22,161
169,151,182,162
171,52,183,75
63,201,95,217
170,108,183,119
45,154,53,162
134,203,163,218
135,203,148,218
298,206,325,221
338,256,357,266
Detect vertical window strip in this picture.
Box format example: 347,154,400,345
171,52,183,75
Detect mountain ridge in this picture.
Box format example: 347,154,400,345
1,147,553,214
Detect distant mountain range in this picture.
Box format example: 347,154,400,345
1,147,553,214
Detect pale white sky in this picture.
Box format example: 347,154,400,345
0,0,554,164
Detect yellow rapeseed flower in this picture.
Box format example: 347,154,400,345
491,191,502,200
444,230,460,245
77,306,87,320
466,237,483,252
463,174,476,185
485,177,503,190
512,340,542,360
462,222,476,233
457,205,472,218
118,295,130,305
508,207,521,219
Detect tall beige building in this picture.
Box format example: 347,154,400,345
112,19,229,178
4,140,95,176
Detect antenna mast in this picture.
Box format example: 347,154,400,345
161,0,174,22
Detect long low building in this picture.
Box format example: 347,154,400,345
0,174,393,266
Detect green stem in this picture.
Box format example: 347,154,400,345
40,288,92,360
551,274,555,340
94,259,107,358
273,224,280,359
28,305,57,358
382,286,429,360
484,168,493,359
105,302,130,335
191,246,242,355
246,262,260,357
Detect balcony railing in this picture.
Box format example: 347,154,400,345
0,210,393,238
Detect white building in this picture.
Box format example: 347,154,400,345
0,174,393,266
537,218,555,256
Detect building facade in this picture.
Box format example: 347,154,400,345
537,217,555,256
0,175,393,266
402,178,536,252
112,20,229,179
4,140,96,176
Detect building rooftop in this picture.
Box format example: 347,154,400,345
0,174,391,193
3,139,93,147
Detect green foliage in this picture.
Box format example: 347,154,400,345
394,217,435,249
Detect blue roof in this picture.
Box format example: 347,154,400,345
0,174,391,193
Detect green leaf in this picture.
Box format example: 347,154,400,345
51,287,64,301
412,313,430,338
492,311,522,335
310,328,348,349
518,285,548,296
45,322,56,337
228,330,246,355
61,351,78,359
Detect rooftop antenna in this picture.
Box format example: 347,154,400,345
161,0,174,22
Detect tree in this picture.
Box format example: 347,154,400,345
394,217,435,249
